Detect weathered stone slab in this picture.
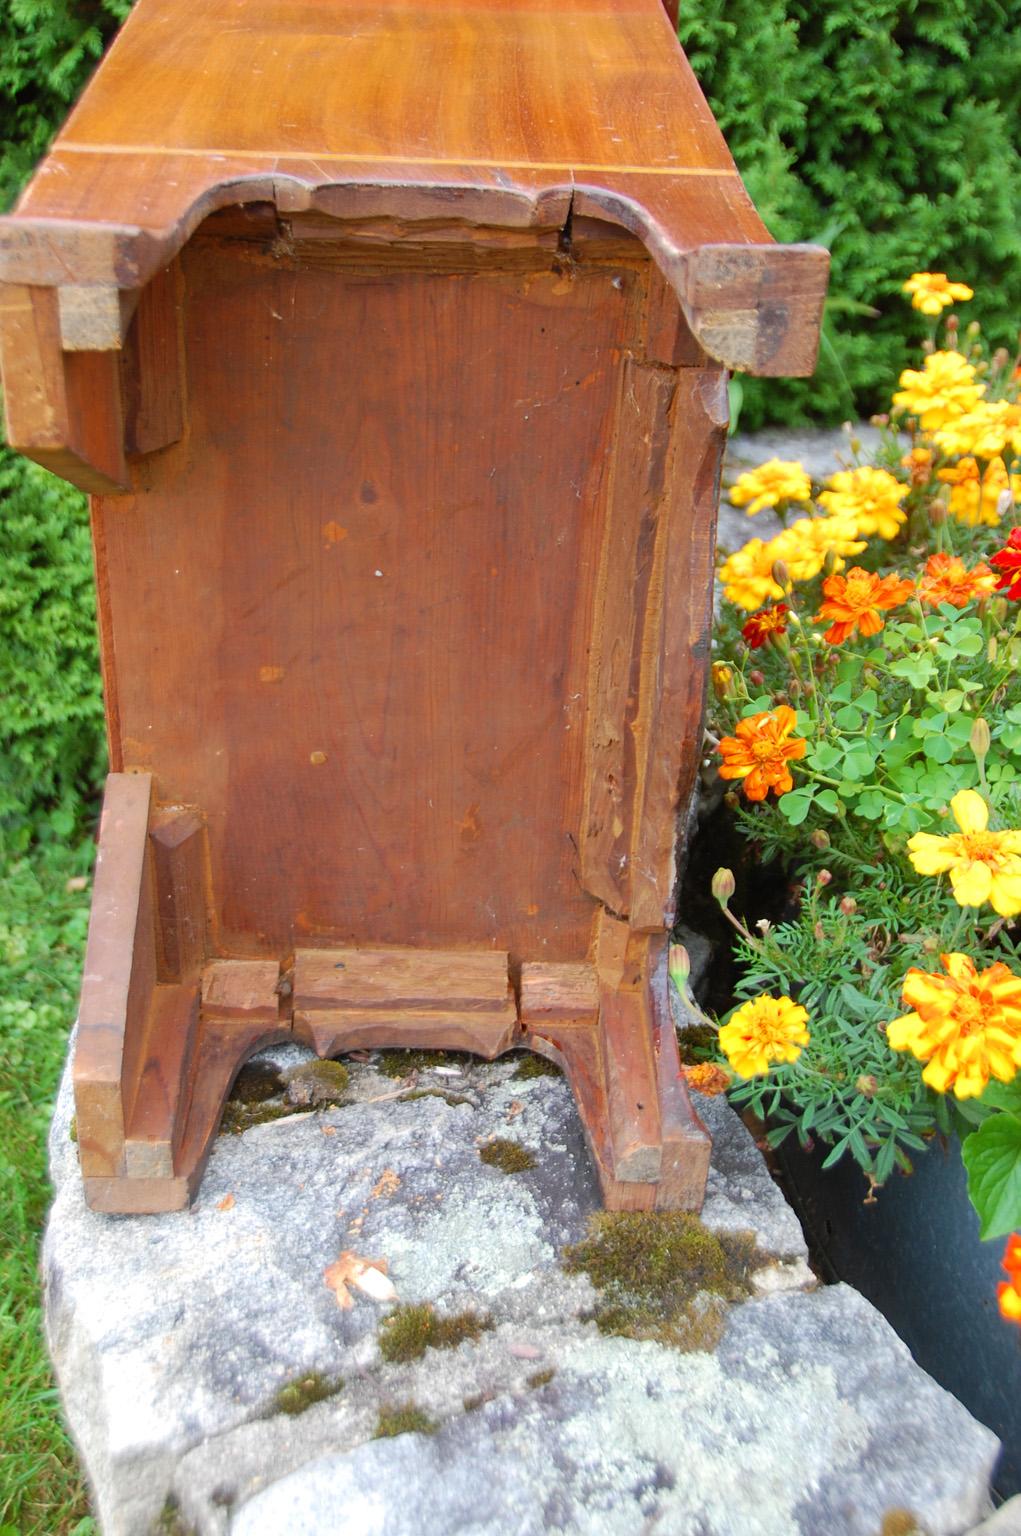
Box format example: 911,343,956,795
44,1037,997,1536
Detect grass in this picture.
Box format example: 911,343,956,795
0,835,97,1534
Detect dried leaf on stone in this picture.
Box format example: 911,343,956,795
323,1251,397,1309
216,1193,235,1212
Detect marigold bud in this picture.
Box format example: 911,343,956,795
723,791,740,811
771,558,791,590
970,717,991,763
967,319,981,337
809,829,830,850
668,943,691,989
822,547,839,578
945,314,959,334
839,896,857,916
849,436,862,454
749,669,765,687
856,1074,878,1099
813,920,825,941
817,869,832,887
993,347,1010,372
711,867,736,906
988,635,998,665
928,498,947,527
711,661,733,699
869,413,890,428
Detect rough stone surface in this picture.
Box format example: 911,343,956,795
44,1032,999,1536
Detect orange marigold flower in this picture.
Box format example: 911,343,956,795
917,552,998,609
682,1062,732,1097
817,466,909,541
902,272,974,316
887,952,1021,1100
729,459,812,515
815,567,915,645
892,350,984,432
718,994,810,1078
742,604,789,649
999,1234,1021,1325
901,446,935,487
717,706,807,802
992,527,1021,600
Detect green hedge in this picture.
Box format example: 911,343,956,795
677,0,1021,427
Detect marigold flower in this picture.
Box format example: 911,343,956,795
815,567,915,645
817,467,909,541
729,459,812,515
907,790,1021,917
938,456,1014,528
770,514,867,582
718,994,810,1078
886,952,1021,1100
742,604,789,649
717,706,807,802
719,538,787,611
991,527,1021,600
998,1234,1021,1325
932,400,1021,461
902,272,974,316
892,350,984,432
917,552,997,609
682,1062,732,1097
901,446,935,487
710,661,734,699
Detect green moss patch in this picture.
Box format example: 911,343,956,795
375,1049,457,1080
675,1023,717,1065
283,1058,349,1105
511,1052,562,1080
478,1138,536,1173
563,1212,758,1353
218,1100,297,1136
399,1086,474,1109
526,1367,555,1388
273,1371,343,1417
373,1403,437,1439
378,1303,492,1364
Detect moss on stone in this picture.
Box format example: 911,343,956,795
152,1496,196,1536
378,1303,492,1364
526,1367,555,1388
284,1058,350,1105
273,1371,344,1417
675,1023,718,1065
562,1211,758,1353
218,1099,297,1136
373,1403,437,1439
228,1060,285,1104
880,1512,926,1536
399,1086,474,1109
478,1138,536,1173
68,1114,77,1144
375,1049,454,1080
511,1052,562,1080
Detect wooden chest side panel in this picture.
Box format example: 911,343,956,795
94,237,650,962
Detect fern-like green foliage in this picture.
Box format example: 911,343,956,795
678,0,1021,427
0,455,106,848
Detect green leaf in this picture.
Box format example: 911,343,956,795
777,789,815,826
961,1113,1021,1240
834,704,864,731
809,742,843,773
889,654,935,687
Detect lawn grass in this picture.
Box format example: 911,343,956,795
0,837,97,1534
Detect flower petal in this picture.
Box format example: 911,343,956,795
950,789,989,835
949,861,993,908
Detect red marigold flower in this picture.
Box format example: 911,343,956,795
815,567,915,645
717,705,807,802
991,527,1021,600
742,604,789,649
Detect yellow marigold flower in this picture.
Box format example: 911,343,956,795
917,552,997,609
717,705,807,802
932,400,1021,460
817,466,909,541
902,272,974,316
729,459,812,516
719,538,787,611
887,952,1021,1100
938,456,1014,528
711,661,734,699
718,994,810,1078
907,790,1021,916
892,350,984,432
770,514,866,583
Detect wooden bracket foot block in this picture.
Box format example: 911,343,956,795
292,946,519,1058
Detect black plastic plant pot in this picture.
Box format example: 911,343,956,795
778,1132,1021,1498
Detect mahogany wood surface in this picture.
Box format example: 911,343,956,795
7,0,831,1214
